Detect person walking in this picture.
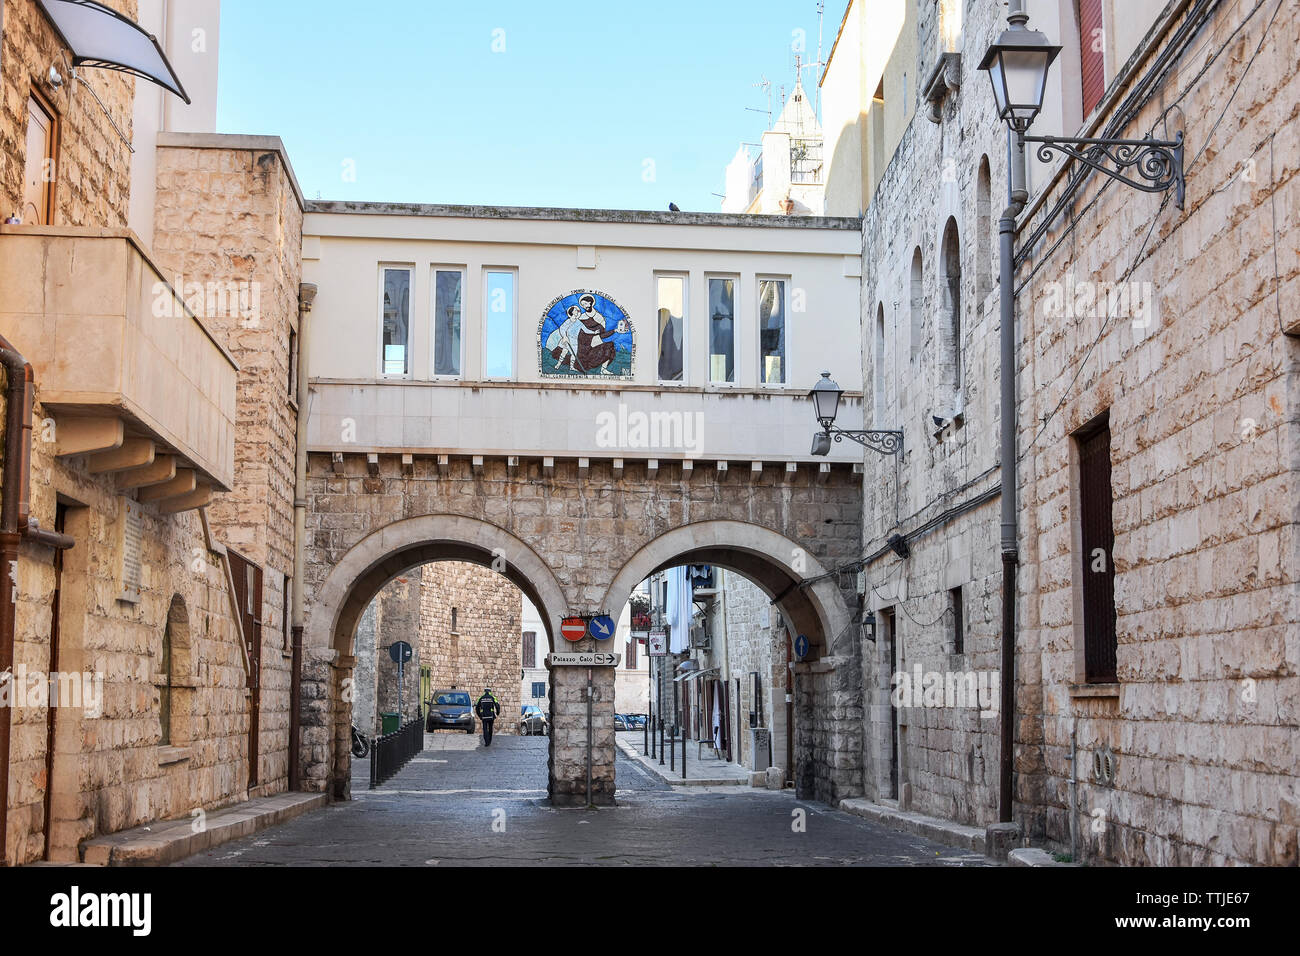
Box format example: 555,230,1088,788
475,687,502,746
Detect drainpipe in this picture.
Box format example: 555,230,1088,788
288,283,317,791
998,0,1031,825
0,340,26,865
0,334,76,865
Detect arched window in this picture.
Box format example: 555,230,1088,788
159,595,189,747
939,217,962,409
976,156,993,304
909,248,924,364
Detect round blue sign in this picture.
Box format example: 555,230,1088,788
587,615,616,641
793,634,810,660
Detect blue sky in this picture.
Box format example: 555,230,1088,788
216,1,831,211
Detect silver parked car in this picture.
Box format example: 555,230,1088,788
519,704,548,736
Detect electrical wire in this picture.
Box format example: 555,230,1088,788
1017,0,1285,458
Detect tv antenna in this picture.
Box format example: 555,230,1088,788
746,74,773,130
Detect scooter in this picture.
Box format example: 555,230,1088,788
350,724,370,759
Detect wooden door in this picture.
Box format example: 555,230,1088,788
23,93,56,224
229,551,263,787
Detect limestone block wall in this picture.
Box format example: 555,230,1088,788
719,570,788,772
6,405,249,865
419,561,520,733
373,574,422,726
858,0,1006,825
0,0,137,227
1014,0,1299,866
151,139,304,794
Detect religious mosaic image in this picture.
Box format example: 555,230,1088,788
538,290,634,378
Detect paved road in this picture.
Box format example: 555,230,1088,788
176,734,987,866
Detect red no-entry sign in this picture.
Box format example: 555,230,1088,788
560,617,587,642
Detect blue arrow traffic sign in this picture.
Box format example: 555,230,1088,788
794,634,809,660
587,614,616,641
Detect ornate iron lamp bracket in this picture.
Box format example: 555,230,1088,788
1023,131,1185,210
824,427,904,457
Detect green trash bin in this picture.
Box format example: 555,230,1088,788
380,712,400,735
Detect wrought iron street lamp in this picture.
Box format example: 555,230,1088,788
808,372,903,457
978,12,1185,208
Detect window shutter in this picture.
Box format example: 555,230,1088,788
1079,421,1117,682
1079,0,1105,116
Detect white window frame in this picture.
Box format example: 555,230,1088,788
705,273,741,388
481,267,517,381
756,274,792,388
430,264,467,380
377,263,414,380
653,271,689,386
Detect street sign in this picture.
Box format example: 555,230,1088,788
388,641,412,664
587,614,615,641
560,617,587,642
547,652,621,667
647,627,668,656
793,633,810,660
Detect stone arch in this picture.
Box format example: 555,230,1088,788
909,246,924,364
939,215,962,407
306,513,568,659
161,594,192,747
601,520,853,656
975,155,993,303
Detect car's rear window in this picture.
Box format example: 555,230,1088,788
435,692,470,706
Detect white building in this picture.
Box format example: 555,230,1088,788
722,80,825,216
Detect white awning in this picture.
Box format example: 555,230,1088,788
39,0,190,103
673,666,720,683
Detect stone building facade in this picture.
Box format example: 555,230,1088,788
859,0,1006,826
0,0,306,864
150,134,305,793
419,561,521,732
1012,0,1299,866
858,0,1299,865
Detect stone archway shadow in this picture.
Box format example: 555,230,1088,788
600,519,853,655
306,513,568,658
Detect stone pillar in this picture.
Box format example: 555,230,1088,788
298,646,337,793
547,649,617,807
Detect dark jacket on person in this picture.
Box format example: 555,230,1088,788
475,692,501,721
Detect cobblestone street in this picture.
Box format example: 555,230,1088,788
175,734,988,866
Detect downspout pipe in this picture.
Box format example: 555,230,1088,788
1,336,75,864
288,283,316,791
0,342,27,865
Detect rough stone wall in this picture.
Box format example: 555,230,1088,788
419,561,520,734
1014,0,1299,866
373,574,423,726
351,602,379,736
0,0,137,227
858,0,1006,824
6,416,247,865
151,141,303,794
719,569,787,771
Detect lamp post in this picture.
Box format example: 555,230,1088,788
808,372,903,457
977,11,1185,207
977,4,1186,827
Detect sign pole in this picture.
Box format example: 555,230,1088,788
585,666,594,807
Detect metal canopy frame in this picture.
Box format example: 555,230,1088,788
38,0,190,103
